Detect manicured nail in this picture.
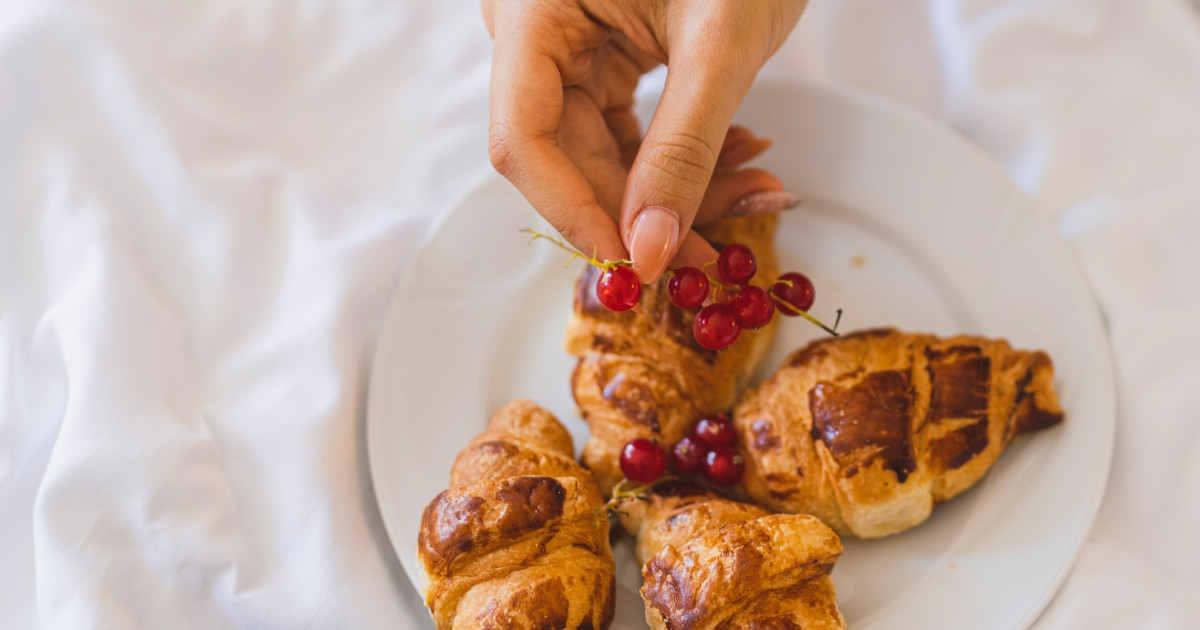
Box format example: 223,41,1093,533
628,206,680,283
732,191,802,216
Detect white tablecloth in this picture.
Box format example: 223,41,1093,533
2,0,1198,628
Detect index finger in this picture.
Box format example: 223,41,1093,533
488,17,627,264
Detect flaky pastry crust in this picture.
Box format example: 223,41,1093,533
617,485,846,630
565,216,780,494
736,328,1064,538
417,400,615,629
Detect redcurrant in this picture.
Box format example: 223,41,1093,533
731,285,775,329
670,436,707,476
620,438,668,483
692,303,740,350
703,446,745,486
770,271,815,315
692,414,736,447
667,267,709,310
596,265,641,311
717,243,757,285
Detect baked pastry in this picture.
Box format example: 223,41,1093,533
735,327,1065,538
565,215,780,494
417,400,615,630
616,484,846,630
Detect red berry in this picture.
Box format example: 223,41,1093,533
667,267,709,310
703,446,745,486
692,303,740,350
717,244,757,285
692,414,736,447
770,271,815,315
731,285,775,329
671,436,708,475
620,438,668,483
596,265,641,311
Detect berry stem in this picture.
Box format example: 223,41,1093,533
773,298,842,336
592,475,677,527
522,228,633,271
698,260,741,292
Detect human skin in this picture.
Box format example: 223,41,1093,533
483,0,807,282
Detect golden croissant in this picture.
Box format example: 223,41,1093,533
417,400,615,629
735,328,1065,538
616,484,846,630
565,215,780,495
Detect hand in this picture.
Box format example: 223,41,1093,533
483,0,807,282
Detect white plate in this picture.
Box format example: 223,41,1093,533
367,80,1115,630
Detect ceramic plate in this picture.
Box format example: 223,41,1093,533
367,80,1115,630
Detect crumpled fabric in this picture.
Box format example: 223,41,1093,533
1,0,1197,628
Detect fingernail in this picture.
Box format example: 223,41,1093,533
628,206,680,283
732,191,802,216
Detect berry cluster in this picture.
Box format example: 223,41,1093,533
618,413,745,487
522,228,841,348
667,244,835,351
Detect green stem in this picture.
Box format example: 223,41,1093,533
592,475,678,528
774,298,841,336
521,228,633,271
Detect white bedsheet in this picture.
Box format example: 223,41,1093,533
1,0,1198,628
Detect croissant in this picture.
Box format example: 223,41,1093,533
417,400,615,630
565,215,780,494
616,484,846,630
735,327,1065,538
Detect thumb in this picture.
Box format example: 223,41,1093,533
620,53,759,283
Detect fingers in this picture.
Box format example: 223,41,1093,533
561,93,796,277
718,125,774,169
565,100,797,231
693,168,798,226
669,181,800,271
488,5,627,263
487,0,806,279
691,126,796,225
604,106,642,167
619,47,761,282
559,88,629,217
562,99,797,280
669,231,720,272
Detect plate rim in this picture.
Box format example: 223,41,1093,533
365,164,497,596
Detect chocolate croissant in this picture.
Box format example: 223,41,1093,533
735,328,1065,538
616,485,846,630
565,215,780,495
417,400,615,630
